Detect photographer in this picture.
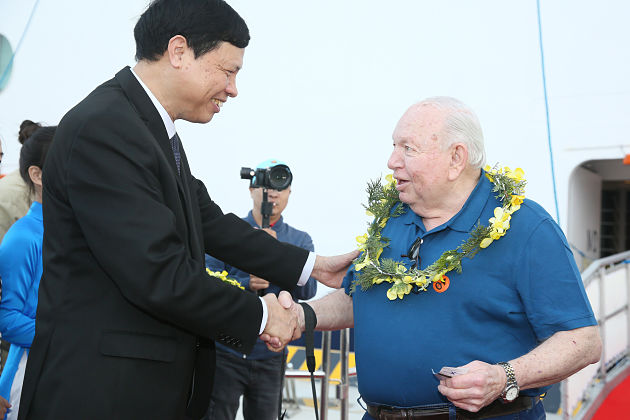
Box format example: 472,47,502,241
203,159,316,420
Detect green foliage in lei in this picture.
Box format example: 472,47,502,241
350,165,526,300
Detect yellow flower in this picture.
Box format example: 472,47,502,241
207,269,244,289
480,237,494,248
387,288,398,300
366,210,374,217
375,247,383,261
485,172,494,183
507,167,525,182
396,263,408,273
374,277,389,285
484,164,492,172
356,234,368,250
385,174,395,185
413,276,430,289
510,195,524,206
354,257,371,271
489,207,510,232
378,217,389,228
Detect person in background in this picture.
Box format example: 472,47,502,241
0,126,55,420
0,121,40,243
0,121,40,376
204,159,317,420
284,97,601,420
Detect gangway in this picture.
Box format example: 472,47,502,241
562,250,630,419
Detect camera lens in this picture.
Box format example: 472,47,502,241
240,167,255,180
268,165,292,190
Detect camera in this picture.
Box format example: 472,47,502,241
240,164,292,191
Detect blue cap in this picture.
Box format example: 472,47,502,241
256,158,288,169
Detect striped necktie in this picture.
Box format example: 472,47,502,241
170,133,181,175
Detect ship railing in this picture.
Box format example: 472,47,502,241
562,250,630,419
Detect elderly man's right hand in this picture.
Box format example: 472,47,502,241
260,292,300,351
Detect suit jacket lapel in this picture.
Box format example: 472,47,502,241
178,142,203,260
114,67,201,260
114,67,181,182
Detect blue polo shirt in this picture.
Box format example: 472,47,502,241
206,211,317,360
343,173,596,408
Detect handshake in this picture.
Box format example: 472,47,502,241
257,251,359,351
259,291,306,351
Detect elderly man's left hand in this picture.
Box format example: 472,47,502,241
437,360,506,413
311,251,360,288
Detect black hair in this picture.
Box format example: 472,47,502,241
134,0,250,61
18,120,42,145
19,126,56,191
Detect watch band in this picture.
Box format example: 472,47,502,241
498,361,519,401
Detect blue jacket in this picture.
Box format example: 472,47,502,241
0,202,43,408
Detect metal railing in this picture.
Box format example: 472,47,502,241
284,329,355,420
562,250,630,419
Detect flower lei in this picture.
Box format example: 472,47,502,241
350,164,526,300
206,268,245,290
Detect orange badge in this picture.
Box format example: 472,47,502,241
433,275,450,293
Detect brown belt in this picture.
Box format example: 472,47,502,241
366,396,540,420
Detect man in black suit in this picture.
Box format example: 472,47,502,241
18,1,355,419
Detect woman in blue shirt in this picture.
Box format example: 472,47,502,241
0,126,55,420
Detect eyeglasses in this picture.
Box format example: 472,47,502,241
403,237,423,270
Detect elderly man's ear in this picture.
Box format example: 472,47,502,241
448,143,469,180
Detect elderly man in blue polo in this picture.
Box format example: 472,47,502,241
286,96,601,420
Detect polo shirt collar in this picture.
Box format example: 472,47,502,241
400,171,491,233
447,171,492,233
245,210,284,229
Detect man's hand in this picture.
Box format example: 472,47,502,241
261,227,277,239
437,361,506,412
249,275,270,291
311,250,360,289
0,396,11,418
278,291,305,341
260,292,299,352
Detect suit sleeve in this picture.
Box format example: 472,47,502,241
65,118,261,350
292,232,317,300
193,178,309,291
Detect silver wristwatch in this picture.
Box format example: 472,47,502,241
497,362,519,402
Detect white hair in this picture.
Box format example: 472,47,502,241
417,96,486,168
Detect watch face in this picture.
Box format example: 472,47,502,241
505,386,519,401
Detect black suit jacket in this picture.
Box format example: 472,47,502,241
19,67,308,420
